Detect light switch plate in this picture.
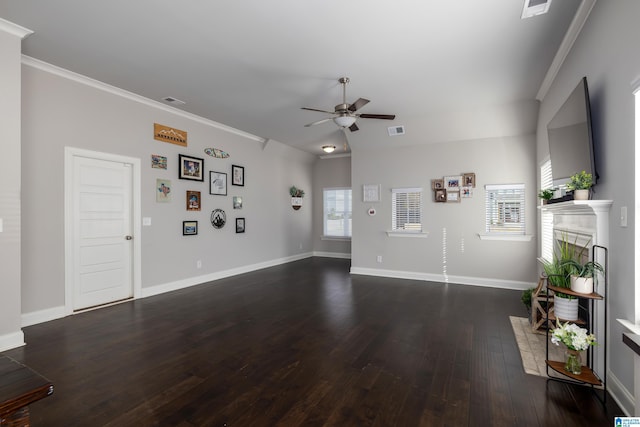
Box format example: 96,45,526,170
143,217,152,226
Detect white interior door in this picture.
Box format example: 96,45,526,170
71,155,133,310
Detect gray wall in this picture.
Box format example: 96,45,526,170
351,135,538,288
535,0,640,413
312,155,351,257
19,61,315,318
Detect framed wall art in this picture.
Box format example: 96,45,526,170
363,184,381,202
236,217,245,233
209,171,227,196
233,196,243,209
444,175,462,189
431,179,444,190
434,189,447,203
461,186,473,198
183,221,198,235
156,179,172,202
151,154,167,169
232,164,245,186
447,190,461,203
463,173,476,188
178,154,204,181
186,190,201,211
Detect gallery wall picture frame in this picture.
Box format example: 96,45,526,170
183,221,198,235
431,179,444,190
434,189,447,203
151,154,167,169
236,217,246,233
463,173,476,188
179,154,204,181
211,209,226,229
233,196,243,209
461,186,473,198
156,179,172,202
444,175,462,189
447,190,461,203
186,190,201,211
363,184,381,202
232,164,245,186
209,171,227,196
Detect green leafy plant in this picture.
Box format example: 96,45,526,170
561,259,604,279
289,186,305,198
521,287,535,309
566,170,593,191
541,233,588,299
538,188,554,200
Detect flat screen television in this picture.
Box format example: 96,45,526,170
546,77,598,189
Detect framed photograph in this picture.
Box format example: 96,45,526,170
209,171,227,196
447,190,461,203
463,173,476,188
444,175,462,189
151,154,167,169
461,186,473,198
156,179,172,202
236,217,246,233
233,196,243,209
363,184,381,202
186,190,201,211
232,164,245,186
434,189,447,203
431,179,444,190
183,221,198,235
178,154,204,181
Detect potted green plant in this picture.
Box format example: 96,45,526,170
289,186,305,210
521,287,536,323
538,188,554,205
561,259,604,294
566,170,593,200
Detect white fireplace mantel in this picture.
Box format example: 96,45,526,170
541,200,613,249
540,200,614,216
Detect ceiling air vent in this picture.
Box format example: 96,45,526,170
521,0,552,19
161,96,186,106
388,125,405,136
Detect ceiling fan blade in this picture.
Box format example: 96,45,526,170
301,107,336,115
304,117,333,127
348,122,359,132
358,113,396,120
348,98,370,112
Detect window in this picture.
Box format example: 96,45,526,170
323,188,352,238
540,160,554,261
485,184,525,235
391,187,423,232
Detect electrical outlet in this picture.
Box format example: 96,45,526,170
377,255,382,263
196,260,202,269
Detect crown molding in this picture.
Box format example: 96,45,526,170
0,18,33,39
536,0,597,101
21,55,267,144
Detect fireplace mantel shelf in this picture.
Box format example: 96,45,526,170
540,200,613,215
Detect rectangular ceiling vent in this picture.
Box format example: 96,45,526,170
161,96,186,106
388,125,405,136
521,0,552,19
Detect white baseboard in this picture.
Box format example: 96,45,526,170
0,330,25,352
608,370,634,416
142,252,313,298
349,267,536,290
313,251,351,259
21,305,67,327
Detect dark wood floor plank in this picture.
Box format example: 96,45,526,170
1,257,623,426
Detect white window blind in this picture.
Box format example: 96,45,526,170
323,188,352,237
485,184,525,234
391,187,422,232
541,160,554,261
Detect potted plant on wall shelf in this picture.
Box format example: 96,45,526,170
561,259,604,294
567,170,593,200
538,188,554,205
289,186,305,210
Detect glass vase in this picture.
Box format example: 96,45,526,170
564,349,582,375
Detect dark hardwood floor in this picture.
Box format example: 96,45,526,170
3,258,622,426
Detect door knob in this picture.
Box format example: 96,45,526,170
125,235,133,240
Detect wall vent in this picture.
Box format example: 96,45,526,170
161,96,186,106
521,0,552,19
388,125,405,136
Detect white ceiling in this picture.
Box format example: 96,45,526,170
0,0,584,155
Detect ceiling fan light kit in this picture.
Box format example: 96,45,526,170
322,145,336,153
302,77,396,132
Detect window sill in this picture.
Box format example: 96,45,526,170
477,233,533,242
321,236,351,242
386,231,429,238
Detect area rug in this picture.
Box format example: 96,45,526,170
509,316,566,379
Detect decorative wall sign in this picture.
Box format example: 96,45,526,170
210,209,226,229
183,221,198,235
363,184,380,202
233,196,243,209
236,218,245,233
154,123,187,146
186,190,201,211
156,179,172,202
179,154,204,181
204,148,230,158
232,165,245,186
210,171,227,196
151,154,167,169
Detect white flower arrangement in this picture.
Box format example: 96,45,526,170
550,321,597,351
